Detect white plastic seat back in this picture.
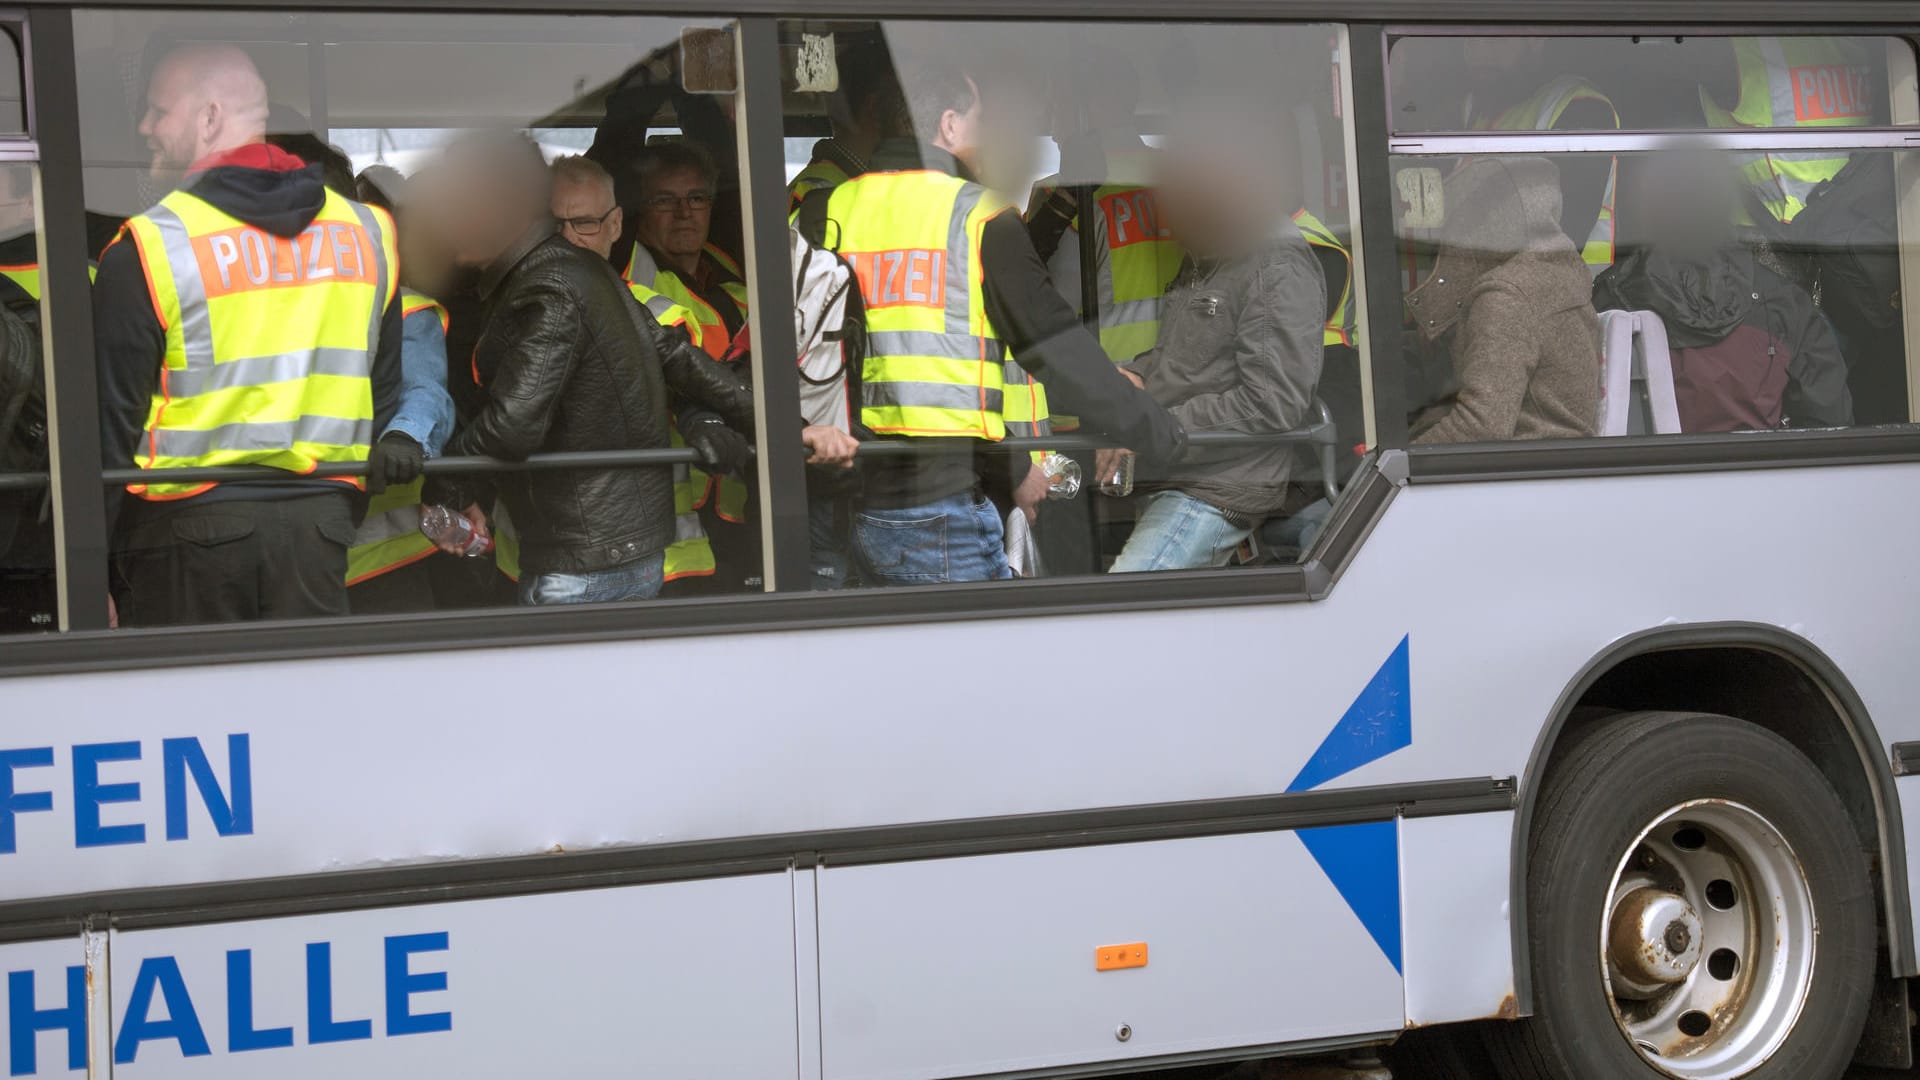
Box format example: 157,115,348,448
1597,309,1683,436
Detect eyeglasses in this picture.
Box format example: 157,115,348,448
559,206,619,237
642,192,716,214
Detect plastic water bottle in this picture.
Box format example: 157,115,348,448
1100,453,1135,498
419,505,491,557
1040,452,1083,500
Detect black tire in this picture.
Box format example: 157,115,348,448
1382,1024,1496,1079
1485,711,1876,1080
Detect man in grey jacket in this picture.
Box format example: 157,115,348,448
1107,108,1325,573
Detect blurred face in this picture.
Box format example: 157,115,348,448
1463,37,1545,95
139,60,209,181
973,86,1043,196
425,169,518,269
551,173,623,261
637,165,713,265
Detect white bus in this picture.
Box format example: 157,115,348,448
2,3,1919,1079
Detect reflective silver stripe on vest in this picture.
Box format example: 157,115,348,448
353,502,423,547
1760,38,1797,127
644,293,677,323
1104,297,1162,330
348,200,391,356
863,381,1005,415
944,184,985,337
867,329,997,361
674,512,706,543
148,414,373,459
146,203,218,370
161,347,372,399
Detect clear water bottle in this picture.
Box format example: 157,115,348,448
419,505,491,557
1040,452,1082,500
1099,452,1136,498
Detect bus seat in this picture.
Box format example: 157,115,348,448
1598,308,1683,436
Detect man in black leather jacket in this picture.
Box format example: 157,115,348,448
428,132,755,605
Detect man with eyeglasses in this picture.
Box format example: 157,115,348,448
627,140,746,361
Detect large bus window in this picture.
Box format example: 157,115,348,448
1387,34,1920,444
0,162,56,633
72,11,750,626
773,20,1361,583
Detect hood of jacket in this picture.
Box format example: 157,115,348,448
1595,244,1761,348
181,144,328,239
1407,156,1591,341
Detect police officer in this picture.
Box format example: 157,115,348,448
1701,36,1874,224
95,45,404,626
787,38,909,214
797,60,1182,585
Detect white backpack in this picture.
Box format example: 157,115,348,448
790,226,864,434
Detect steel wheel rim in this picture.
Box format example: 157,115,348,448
1599,799,1818,1079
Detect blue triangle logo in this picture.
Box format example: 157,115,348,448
1287,636,1411,793
1297,820,1402,973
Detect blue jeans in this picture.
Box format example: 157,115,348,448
520,551,666,605
852,492,1012,586
1265,497,1333,556
1110,490,1255,573
809,494,852,591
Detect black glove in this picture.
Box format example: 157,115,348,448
685,418,751,477
366,432,425,495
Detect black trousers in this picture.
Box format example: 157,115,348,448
114,492,356,627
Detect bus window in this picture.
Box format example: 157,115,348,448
774,20,1362,583
1390,35,1910,134
0,162,55,634
1387,34,1920,443
72,11,752,627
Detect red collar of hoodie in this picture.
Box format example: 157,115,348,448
185,143,308,175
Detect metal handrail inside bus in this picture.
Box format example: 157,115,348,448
0,411,1346,494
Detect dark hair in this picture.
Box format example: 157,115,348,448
900,62,977,145
265,132,356,198
638,139,719,195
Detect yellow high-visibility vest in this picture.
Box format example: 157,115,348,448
628,252,730,360
1702,36,1873,223
346,289,446,587
829,169,1016,441
629,282,719,581
0,260,96,301
120,186,397,500
1477,75,1620,268
1292,209,1356,349
789,157,852,216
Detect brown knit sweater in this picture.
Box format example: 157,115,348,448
1408,158,1602,445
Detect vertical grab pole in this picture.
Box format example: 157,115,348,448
28,9,111,631
735,18,814,593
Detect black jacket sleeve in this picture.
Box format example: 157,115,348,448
445,278,584,462
93,234,166,532
1783,293,1855,429
647,315,757,434
977,210,1184,463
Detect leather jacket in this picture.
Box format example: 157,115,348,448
448,228,755,576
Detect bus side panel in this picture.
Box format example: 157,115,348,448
0,938,92,1079
815,830,1403,1080
105,872,801,1079
1400,811,1517,1026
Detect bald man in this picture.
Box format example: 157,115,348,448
93,45,406,626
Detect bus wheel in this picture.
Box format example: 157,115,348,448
1487,711,1876,1080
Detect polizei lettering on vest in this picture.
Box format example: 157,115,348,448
0,735,252,853
196,223,369,297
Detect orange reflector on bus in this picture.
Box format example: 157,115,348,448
1096,943,1148,971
